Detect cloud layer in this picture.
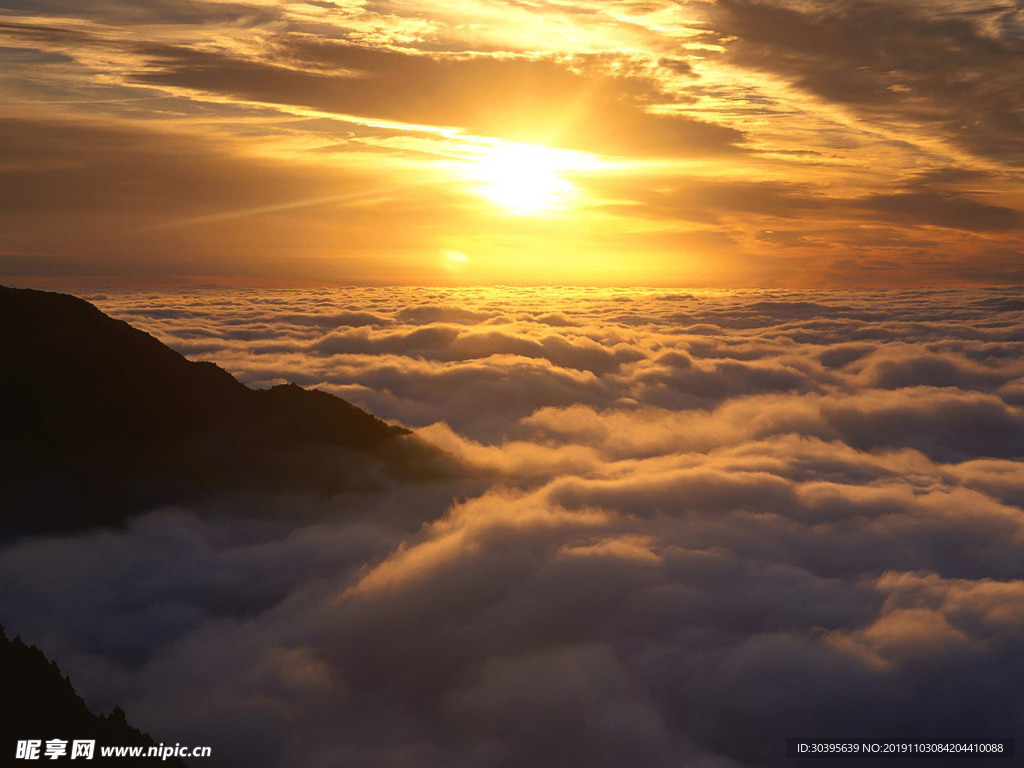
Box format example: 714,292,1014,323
2,287,1022,766
1,0,1021,285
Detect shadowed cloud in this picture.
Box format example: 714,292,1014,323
2,286,1021,766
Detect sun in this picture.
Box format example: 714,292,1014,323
466,142,598,216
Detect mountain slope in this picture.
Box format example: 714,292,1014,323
0,285,412,536
0,626,190,766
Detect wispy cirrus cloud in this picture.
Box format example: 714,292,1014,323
1,0,1021,285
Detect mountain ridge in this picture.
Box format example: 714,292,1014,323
0,285,416,537
0,626,190,767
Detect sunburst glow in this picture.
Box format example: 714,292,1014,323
466,142,599,216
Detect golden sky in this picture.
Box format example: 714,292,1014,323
1,0,1022,286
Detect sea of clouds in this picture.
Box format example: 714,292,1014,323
2,286,1023,767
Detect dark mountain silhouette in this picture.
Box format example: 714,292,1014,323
0,285,422,537
0,625,189,766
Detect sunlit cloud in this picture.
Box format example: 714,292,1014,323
2,286,1022,765
0,0,1019,285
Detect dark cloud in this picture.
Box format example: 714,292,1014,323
0,0,280,26
859,191,1022,232
593,177,826,225
823,387,1024,462
0,117,386,221
595,171,1023,243
130,42,744,156
853,345,1023,391
710,0,1024,164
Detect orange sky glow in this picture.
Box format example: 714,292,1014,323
0,0,1021,286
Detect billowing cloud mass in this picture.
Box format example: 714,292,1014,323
2,287,1022,766
0,0,1021,285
